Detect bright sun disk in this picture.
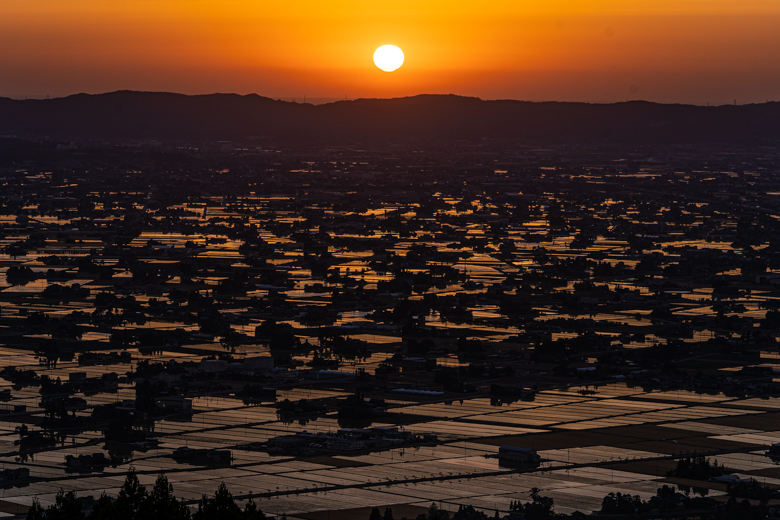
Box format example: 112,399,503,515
373,45,404,72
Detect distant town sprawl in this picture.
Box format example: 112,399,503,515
0,139,780,518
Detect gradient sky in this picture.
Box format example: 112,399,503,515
2,0,779,104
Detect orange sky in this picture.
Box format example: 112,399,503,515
2,0,779,103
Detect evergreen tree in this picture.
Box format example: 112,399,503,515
44,491,84,520
369,507,383,520
241,497,267,520
518,488,558,520
26,499,45,520
600,492,642,515
452,505,488,520
85,493,116,520
426,503,449,520
114,469,147,520
141,474,190,520
193,482,244,520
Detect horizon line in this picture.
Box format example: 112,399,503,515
1,90,774,107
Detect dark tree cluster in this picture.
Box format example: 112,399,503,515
27,469,267,520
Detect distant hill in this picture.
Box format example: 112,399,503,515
0,91,778,144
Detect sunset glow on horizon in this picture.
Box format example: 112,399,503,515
2,0,779,104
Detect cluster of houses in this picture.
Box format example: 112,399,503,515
0,468,30,483
497,446,541,467
266,426,437,455
172,447,232,465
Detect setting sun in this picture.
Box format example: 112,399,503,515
373,45,404,72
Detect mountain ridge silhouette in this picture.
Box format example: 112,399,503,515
1,91,777,144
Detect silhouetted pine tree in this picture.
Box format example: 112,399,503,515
140,474,190,520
